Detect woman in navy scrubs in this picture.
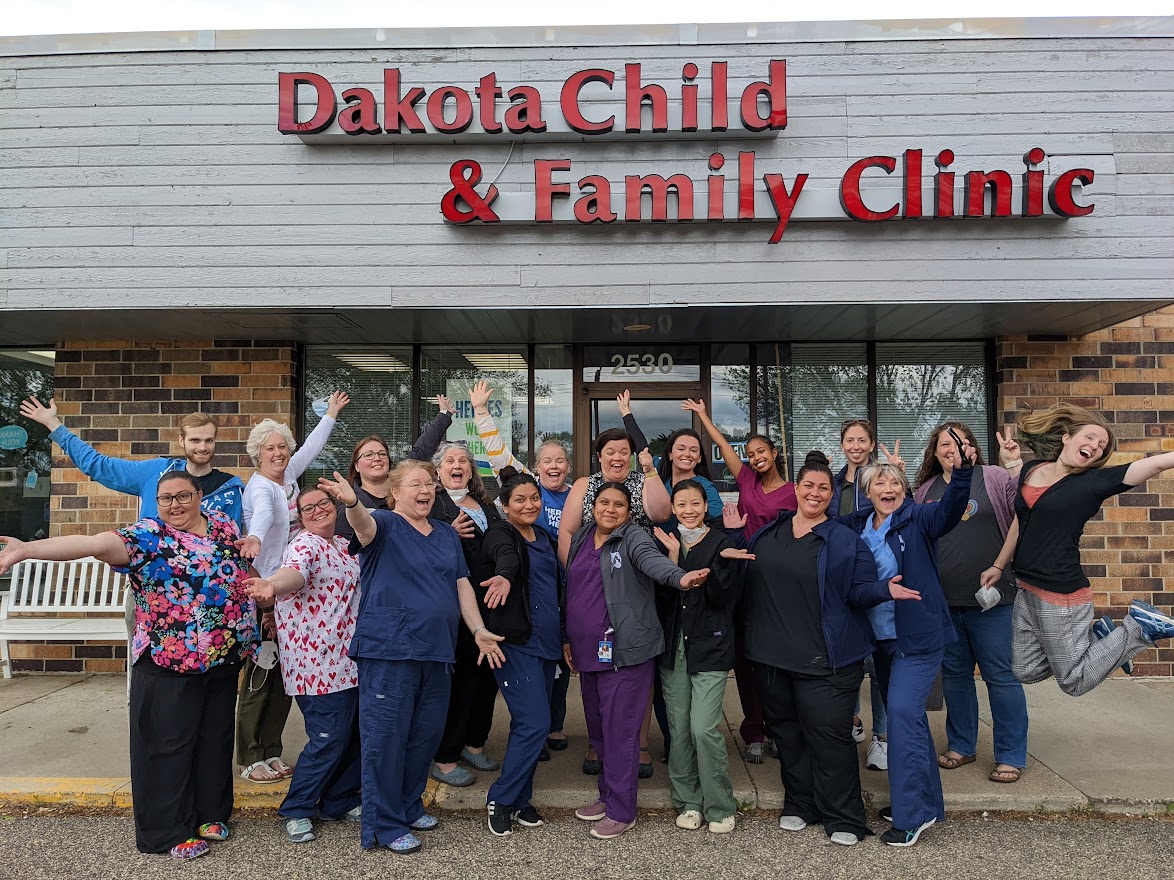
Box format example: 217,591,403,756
319,460,505,856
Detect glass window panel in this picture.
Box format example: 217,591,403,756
876,342,989,465
420,346,530,490
302,346,414,488
709,344,751,492
0,349,55,544
535,345,573,473
582,345,700,383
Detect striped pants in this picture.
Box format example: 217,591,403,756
1011,589,1150,697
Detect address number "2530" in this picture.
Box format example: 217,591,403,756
610,353,675,375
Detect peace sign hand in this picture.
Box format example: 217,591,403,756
879,440,905,473
996,428,1022,469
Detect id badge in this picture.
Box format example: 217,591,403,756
597,639,613,664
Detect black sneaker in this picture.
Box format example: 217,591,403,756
881,819,935,847
512,806,545,828
487,801,512,837
536,747,551,762
878,805,892,823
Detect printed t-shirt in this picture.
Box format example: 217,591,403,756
924,474,1015,606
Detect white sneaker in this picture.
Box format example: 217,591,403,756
709,815,736,834
866,735,888,772
830,831,860,846
778,815,807,832
851,719,866,743
675,810,703,830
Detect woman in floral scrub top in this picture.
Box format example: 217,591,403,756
245,488,362,844
0,471,259,861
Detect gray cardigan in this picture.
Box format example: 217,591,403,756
567,520,689,668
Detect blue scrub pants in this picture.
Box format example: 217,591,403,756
488,647,556,809
279,688,361,820
884,645,946,832
356,657,450,848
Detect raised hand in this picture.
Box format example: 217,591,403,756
234,535,262,560
653,526,680,563
326,390,351,418
879,440,905,472
887,575,921,601
243,576,276,604
722,501,747,531
996,427,1022,468
451,510,475,539
435,394,456,415
469,379,492,413
481,575,511,609
317,470,358,507
681,397,708,418
19,396,62,432
616,389,633,417
719,547,756,562
638,447,655,474
474,628,506,668
948,428,978,468
680,568,710,590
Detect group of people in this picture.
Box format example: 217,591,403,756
1,387,1173,859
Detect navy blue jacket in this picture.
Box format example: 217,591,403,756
745,514,891,670
833,464,875,517
839,465,972,654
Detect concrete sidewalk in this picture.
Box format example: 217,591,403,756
0,673,1170,815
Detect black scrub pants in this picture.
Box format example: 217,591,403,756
129,657,239,853
435,628,498,764
756,660,870,839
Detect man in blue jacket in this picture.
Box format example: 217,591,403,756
20,396,245,526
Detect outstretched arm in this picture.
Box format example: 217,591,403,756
1124,451,1174,487
0,532,130,575
617,391,649,452
469,380,530,477
682,398,742,479
557,477,588,566
318,472,377,547
410,395,456,462
287,391,349,481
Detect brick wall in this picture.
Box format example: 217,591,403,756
9,339,296,673
996,305,1174,676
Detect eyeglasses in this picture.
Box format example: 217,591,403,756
156,491,198,506
358,450,390,461
299,498,335,515
401,481,438,491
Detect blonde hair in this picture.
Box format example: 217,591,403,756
178,412,217,438
1017,403,1116,468
246,419,297,465
861,461,912,497
388,459,437,494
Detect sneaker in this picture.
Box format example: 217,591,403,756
512,806,545,828
197,821,229,841
430,763,475,787
675,810,703,830
487,801,512,837
590,817,635,839
767,739,779,759
321,804,362,823
575,799,608,821
582,756,602,776
878,805,893,823
851,718,866,743
386,832,422,854
709,815,736,834
830,831,860,846
462,748,500,772
169,837,210,860
284,817,315,844
778,815,807,832
881,819,936,848
1092,617,1135,674
409,813,439,831
866,736,888,771
746,742,766,764
1129,600,1174,642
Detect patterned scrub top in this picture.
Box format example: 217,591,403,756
277,531,361,695
582,470,652,533
114,511,260,674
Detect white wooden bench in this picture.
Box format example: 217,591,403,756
0,557,130,686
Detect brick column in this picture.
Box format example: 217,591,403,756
996,306,1174,676
9,339,296,673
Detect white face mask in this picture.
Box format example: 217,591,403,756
447,487,469,503
678,523,708,545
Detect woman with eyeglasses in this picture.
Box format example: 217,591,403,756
318,461,505,855
243,487,362,844
335,394,460,543
235,392,349,785
0,471,260,861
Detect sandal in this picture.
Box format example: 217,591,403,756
989,765,1022,784
169,838,210,860
240,760,282,783
266,757,294,778
197,821,230,841
937,751,976,770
